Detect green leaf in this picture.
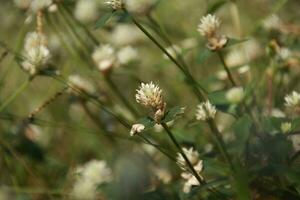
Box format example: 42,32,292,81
162,106,185,123
137,117,156,130
232,115,252,155
208,90,228,105
225,38,249,48
196,48,213,64
206,0,228,14
94,11,115,29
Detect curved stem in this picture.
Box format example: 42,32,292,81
217,50,237,87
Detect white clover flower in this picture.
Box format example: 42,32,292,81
270,108,286,118
263,14,282,30
106,0,123,10
117,46,138,64
72,160,112,199
197,14,220,38
30,0,52,12
74,0,99,23
92,44,117,73
24,32,47,52
135,82,164,109
181,160,203,193
68,75,96,95
284,91,300,108
130,123,145,136
110,24,143,46
238,65,250,74
177,147,199,167
281,122,292,134
125,0,157,15
196,101,217,121
226,87,245,104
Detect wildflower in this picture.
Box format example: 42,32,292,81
74,0,99,23
105,0,123,10
110,24,143,46
177,147,199,168
281,122,292,134
125,0,157,15
226,87,245,104
135,82,167,122
92,44,117,74
176,147,204,193
196,101,217,121
21,32,51,75
68,75,96,95
153,167,172,184
130,124,145,136
72,160,112,199
197,14,227,50
284,91,300,108
117,46,138,64
263,15,282,30
30,0,52,12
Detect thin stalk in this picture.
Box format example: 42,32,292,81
217,50,237,87
207,119,235,172
0,79,30,113
127,11,206,101
105,75,139,118
161,122,204,184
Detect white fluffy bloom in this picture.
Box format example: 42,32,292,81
30,0,52,12
105,0,123,10
196,101,217,121
110,24,143,46
72,160,112,199
177,147,199,168
281,122,292,134
284,91,300,108
68,75,96,95
263,15,282,30
92,44,117,73
198,14,220,38
74,0,99,23
117,46,138,64
226,87,245,104
135,82,164,109
125,0,157,15
130,124,145,136
22,32,51,75
181,160,203,193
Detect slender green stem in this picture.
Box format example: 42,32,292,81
105,75,139,118
161,122,204,184
217,50,237,87
0,79,30,113
207,119,235,172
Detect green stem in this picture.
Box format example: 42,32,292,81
0,79,30,113
161,122,204,184
217,50,237,87
105,75,139,118
207,119,235,172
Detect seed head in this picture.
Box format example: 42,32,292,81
196,101,217,121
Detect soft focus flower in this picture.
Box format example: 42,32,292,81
125,0,157,15
110,24,143,46
263,15,282,30
196,101,217,121
226,87,245,104
117,46,138,64
177,147,199,168
74,0,99,23
21,32,51,75
284,91,300,108
130,123,145,136
198,14,220,38
197,14,227,50
72,160,112,199
30,0,52,12
106,0,123,10
281,122,292,134
92,44,117,74
153,167,172,184
68,75,96,95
